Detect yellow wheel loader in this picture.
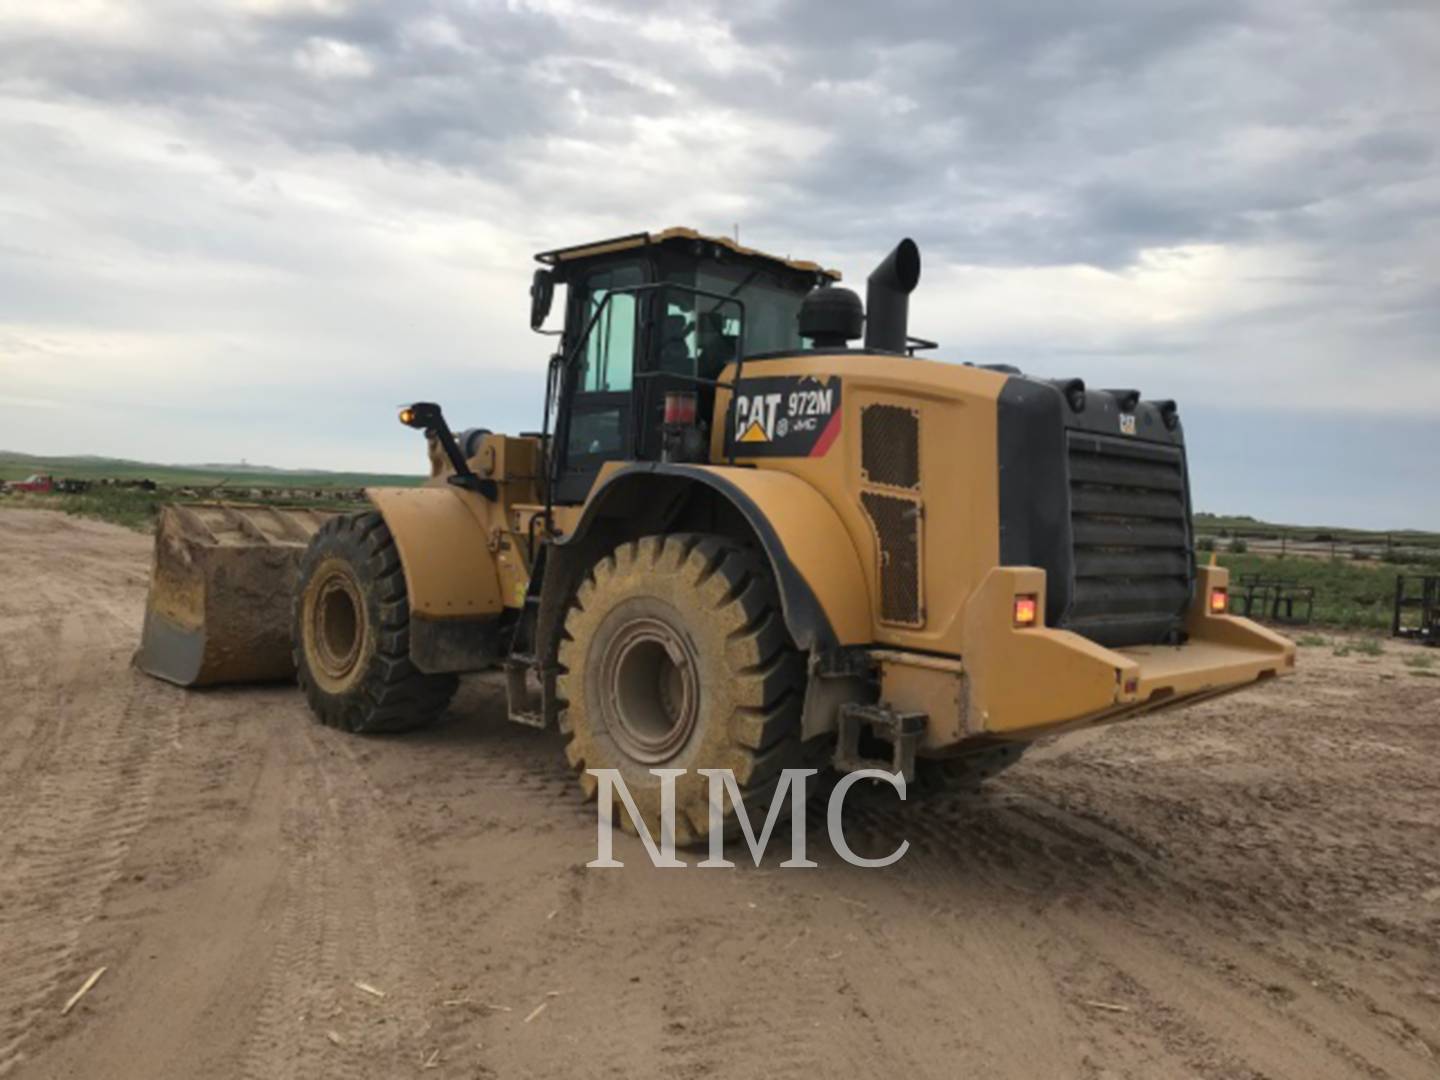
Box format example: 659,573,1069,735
138,227,1295,843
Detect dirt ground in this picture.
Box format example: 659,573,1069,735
2,508,1438,1080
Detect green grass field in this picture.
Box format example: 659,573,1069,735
0,451,423,532
0,451,421,491
4,488,178,531
1215,552,1428,630
1,486,378,532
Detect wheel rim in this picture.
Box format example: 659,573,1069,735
599,615,700,764
311,569,364,681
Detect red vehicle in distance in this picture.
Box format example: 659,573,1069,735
7,474,55,494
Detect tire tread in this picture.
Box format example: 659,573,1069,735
293,511,458,734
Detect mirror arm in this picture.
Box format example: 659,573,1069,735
400,401,498,501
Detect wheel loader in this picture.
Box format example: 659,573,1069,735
137,226,1296,843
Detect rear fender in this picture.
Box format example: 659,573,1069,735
365,486,505,673
555,463,870,652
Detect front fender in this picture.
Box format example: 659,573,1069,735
562,463,870,651
365,486,504,673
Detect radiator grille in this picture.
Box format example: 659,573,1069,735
861,404,920,489
1063,431,1191,647
861,491,923,626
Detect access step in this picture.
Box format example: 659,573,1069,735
503,656,556,729
833,703,926,782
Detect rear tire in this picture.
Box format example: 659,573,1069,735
557,534,808,846
293,511,457,733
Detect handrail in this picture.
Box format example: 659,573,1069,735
542,282,748,531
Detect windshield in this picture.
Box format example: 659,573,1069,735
664,264,809,369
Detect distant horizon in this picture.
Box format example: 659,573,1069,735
0,447,423,479
5,445,1437,537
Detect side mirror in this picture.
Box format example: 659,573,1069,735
530,268,555,331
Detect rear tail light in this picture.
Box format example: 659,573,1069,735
664,391,697,426
1013,594,1038,627
1209,587,1228,614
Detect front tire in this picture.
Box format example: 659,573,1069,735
293,512,457,733
557,534,807,846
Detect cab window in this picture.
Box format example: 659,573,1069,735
579,264,642,393
656,293,744,380
664,263,807,362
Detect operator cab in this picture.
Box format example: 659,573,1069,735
531,228,838,503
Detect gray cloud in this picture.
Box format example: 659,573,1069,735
0,0,1436,524
7,1,1434,264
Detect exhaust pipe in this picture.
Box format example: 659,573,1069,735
864,238,921,353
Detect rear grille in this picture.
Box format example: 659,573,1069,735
861,491,923,626
861,404,920,489
1062,432,1192,647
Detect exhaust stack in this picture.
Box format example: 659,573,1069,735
863,238,921,353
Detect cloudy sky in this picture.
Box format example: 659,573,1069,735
1,0,1436,527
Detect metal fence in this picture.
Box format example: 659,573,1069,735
1195,524,1440,565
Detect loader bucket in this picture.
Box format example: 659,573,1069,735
135,503,335,687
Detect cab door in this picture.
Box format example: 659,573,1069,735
555,262,644,503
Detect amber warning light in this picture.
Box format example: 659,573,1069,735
1210,587,1229,615
1013,594,1038,627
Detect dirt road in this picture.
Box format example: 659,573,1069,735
1,508,1437,1079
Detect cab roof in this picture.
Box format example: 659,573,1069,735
534,226,841,281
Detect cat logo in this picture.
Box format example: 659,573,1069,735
1119,413,1137,436
735,392,784,443
727,376,842,458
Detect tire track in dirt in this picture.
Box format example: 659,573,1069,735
237,722,433,1080
0,604,60,799
0,543,142,842
996,764,1440,1072
649,912,894,1080
0,624,178,1075
0,608,87,840
842,773,1439,1079
1048,909,1435,1080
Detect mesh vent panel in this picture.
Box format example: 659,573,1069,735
861,491,922,626
861,405,920,489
